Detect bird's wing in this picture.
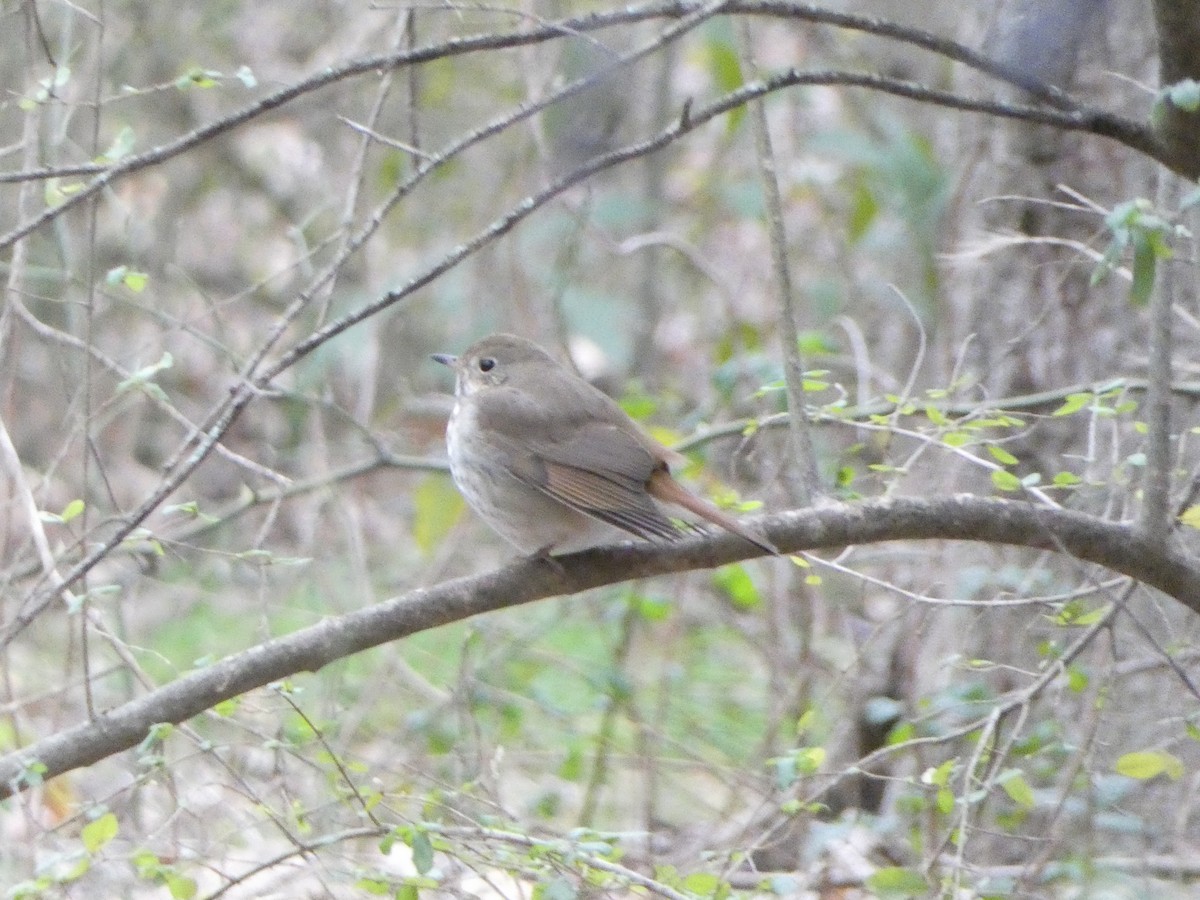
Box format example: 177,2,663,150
512,421,685,543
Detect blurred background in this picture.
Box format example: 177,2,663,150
2,0,1197,895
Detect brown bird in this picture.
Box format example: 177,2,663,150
433,333,776,556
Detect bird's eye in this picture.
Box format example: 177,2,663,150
478,357,496,372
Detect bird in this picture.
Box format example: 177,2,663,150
432,333,776,556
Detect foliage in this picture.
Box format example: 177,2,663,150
0,1,1198,898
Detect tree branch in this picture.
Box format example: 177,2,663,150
3,495,1198,800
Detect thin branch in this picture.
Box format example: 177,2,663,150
739,21,820,504
0,0,733,646
0,0,1160,246
1140,174,1180,535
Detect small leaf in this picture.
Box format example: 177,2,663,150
792,746,825,775
412,474,465,555
619,391,656,420
410,830,434,874
99,125,136,163
176,67,220,89
1053,471,1082,486
987,444,1019,466
1067,666,1089,693
682,873,720,894
999,771,1035,809
923,758,955,787
1064,603,1112,626
936,787,954,814
635,594,671,622
122,270,149,293
1130,230,1156,306
1115,750,1183,780
1179,505,1200,529
991,470,1023,492
712,563,760,608
865,866,928,898
82,811,119,854
1053,393,1092,417
61,499,85,523
116,352,174,394
165,873,198,900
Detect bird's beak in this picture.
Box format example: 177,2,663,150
431,353,457,367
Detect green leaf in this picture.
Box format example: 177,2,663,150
712,563,760,608
355,877,392,896
165,872,198,900
1052,392,1092,417
116,352,174,395
922,758,955,787
1115,750,1183,780
213,697,240,716
558,744,585,781
412,474,465,555
1062,603,1111,626
634,594,671,622
1179,505,1200,529
991,470,1022,492
1067,665,1089,693
865,867,928,898
986,444,1019,465
99,125,136,163
703,26,744,133
1130,229,1156,306
942,431,971,447
81,811,119,854
122,270,149,293
176,67,221,89
61,499,85,523
847,178,879,244
936,787,954,814
1053,471,1082,486
410,830,434,875
682,873,720,894
925,405,949,427
998,771,1035,809
619,392,656,420
792,746,826,775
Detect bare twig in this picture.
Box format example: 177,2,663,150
738,21,820,505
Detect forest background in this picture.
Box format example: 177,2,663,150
2,0,1200,897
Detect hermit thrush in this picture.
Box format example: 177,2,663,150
433,333,776,556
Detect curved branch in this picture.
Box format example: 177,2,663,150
0,14,1168,643
0,0,1160,250
3,495,1198,800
